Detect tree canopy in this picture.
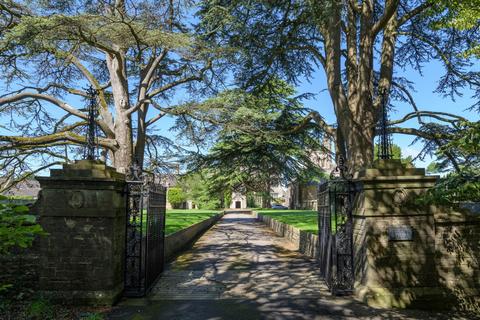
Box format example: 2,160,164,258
432,0,480,57
198,0,480,171
0,0,478,197
421,120,480,204
0,0,219,191
188,80,330,199
177,172,224,209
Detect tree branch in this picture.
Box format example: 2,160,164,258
372,0,399,36
388,126,450,140
0,161,63,194
0,132,118,151
0,92,85,119
65,53,112,115
398,2,432,26
389,111,466,126
127,60,212,116
145,111,166,127
0,92,115,137
390,80,463,171
399,31,480,87
287,45,326,67
146,60,212,99
283,111,335,137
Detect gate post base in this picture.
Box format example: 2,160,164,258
34,160,126,306
38,283,124,306
352,159,439,309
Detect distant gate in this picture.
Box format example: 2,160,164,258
318,157,355,295
124,166,167,297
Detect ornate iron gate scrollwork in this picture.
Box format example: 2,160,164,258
318,156,355,295
124,164,166,297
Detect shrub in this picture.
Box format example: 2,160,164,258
0,198,47,255
26,298,54,320
199,198,221,210
224,190,232,208
0,196,47,295
167,187,186,208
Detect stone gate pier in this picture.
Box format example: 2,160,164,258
34,160,126,305
353,159,480,312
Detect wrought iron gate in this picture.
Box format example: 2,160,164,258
318,157,355,295
124,167,167,297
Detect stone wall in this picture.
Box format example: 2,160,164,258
433,209,480,312
0,246,39,294
165,213,224,261
254,212,318,259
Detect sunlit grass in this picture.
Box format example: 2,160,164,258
166,209,221,235
256,209,318,234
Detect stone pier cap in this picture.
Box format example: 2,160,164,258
37,160,125,182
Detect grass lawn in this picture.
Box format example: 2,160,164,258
256,209,318,234
165,209,221,235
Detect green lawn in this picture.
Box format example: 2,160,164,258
256,209,318,234
165,209,220,235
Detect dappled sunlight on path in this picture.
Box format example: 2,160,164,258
152,214,325,301
108,213,464,320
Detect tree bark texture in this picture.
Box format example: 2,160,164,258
318,0,404,172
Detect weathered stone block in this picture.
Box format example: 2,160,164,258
353,159,480,312
32,160,127,305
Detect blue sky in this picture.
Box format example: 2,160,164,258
155,58,479,169
1,43,478,174
299,59,479,167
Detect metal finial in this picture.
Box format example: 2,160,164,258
377,90,393,160
128,159,143,181
330,155,352,180
84,86,99,160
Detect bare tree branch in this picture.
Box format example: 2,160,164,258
388,126,450,140
0,92,115,137
0,161,63,193
372,0,399,36
145,112,166,127
389,111,466,126
0,132,118,151
284,111,335,136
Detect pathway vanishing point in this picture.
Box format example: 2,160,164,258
108,212,463,320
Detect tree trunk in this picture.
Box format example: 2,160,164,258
321,0,400,173
112,114,133,173
345,118,375,171
262,181,271,208
261,195,268,209
134,103,148,168
106,50,133,173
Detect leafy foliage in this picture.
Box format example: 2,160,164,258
0,198,47,255
188,80,329,195
431,0,480,57
199,0,480,170
0,196,47,296
420,121,480,204
26,298,54,320
374,144,414,166
0,1,218,190
426,161,441,174
167,187,187,209
177,172,223,209
420,168,480,205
